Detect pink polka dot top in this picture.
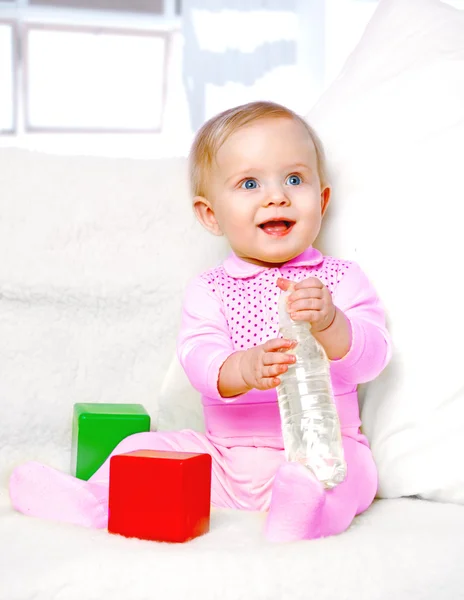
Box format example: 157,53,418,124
177,246,391,447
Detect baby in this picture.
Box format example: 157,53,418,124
9,101,391,542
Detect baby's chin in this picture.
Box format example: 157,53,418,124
262,241,312,264
235,247,305,268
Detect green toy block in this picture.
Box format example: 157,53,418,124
72,403,151,481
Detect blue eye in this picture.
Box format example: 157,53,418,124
286,174,302,186
241,179,258,190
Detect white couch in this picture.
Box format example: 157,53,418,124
1,147,464,600
2,0,464,597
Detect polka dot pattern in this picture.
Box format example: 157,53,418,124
200,257,352,350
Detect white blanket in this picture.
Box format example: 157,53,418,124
1,491,464,600
1,148,464,600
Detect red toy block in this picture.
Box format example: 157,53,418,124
108,450,212,543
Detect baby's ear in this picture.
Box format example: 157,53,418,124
193,196,223,236
321,186,331,217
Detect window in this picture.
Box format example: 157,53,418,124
183,0,382,127
27,0,181,15
25,26,167,132
0,21,15,133
28,0,165,13
0,0,182,142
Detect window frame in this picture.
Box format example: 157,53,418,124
22,21,171,134
27,0,165,14
0,18,18,134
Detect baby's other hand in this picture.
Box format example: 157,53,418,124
239,338,296,391
277,277,336,333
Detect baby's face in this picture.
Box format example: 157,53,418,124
205,117,330,267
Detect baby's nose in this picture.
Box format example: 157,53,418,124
264,187,290,206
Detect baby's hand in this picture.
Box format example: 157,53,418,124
277,277,336,333
239,338,297,391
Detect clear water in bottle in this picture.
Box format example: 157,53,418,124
277,288,347,489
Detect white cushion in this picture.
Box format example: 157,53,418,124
2,495,464,600
0,149,225,475
308,0,464,503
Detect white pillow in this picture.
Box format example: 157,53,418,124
308,0,464,503
0,150,225,477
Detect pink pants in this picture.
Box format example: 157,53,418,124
9,428,377,540
89,429,377,536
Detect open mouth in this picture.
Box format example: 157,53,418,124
258,219,295,236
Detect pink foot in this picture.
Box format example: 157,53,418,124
264,462,326,542
9,462,108,529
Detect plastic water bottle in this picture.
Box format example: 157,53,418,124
276,287,347,489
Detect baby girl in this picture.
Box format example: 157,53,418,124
9,101,391,542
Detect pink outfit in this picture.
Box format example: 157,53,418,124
9,246,391,542
175,246,391,538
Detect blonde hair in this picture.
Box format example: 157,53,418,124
189,101,328,198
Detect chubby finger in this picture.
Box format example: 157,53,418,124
289,310,318,322
262,352,296,366
288,298,323,313
263,338,295,352
293,277,324,290
289,287,323,303
258,376,282,390
264,363,289,377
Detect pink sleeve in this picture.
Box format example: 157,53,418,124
177,276,235,401
330,262,392,384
